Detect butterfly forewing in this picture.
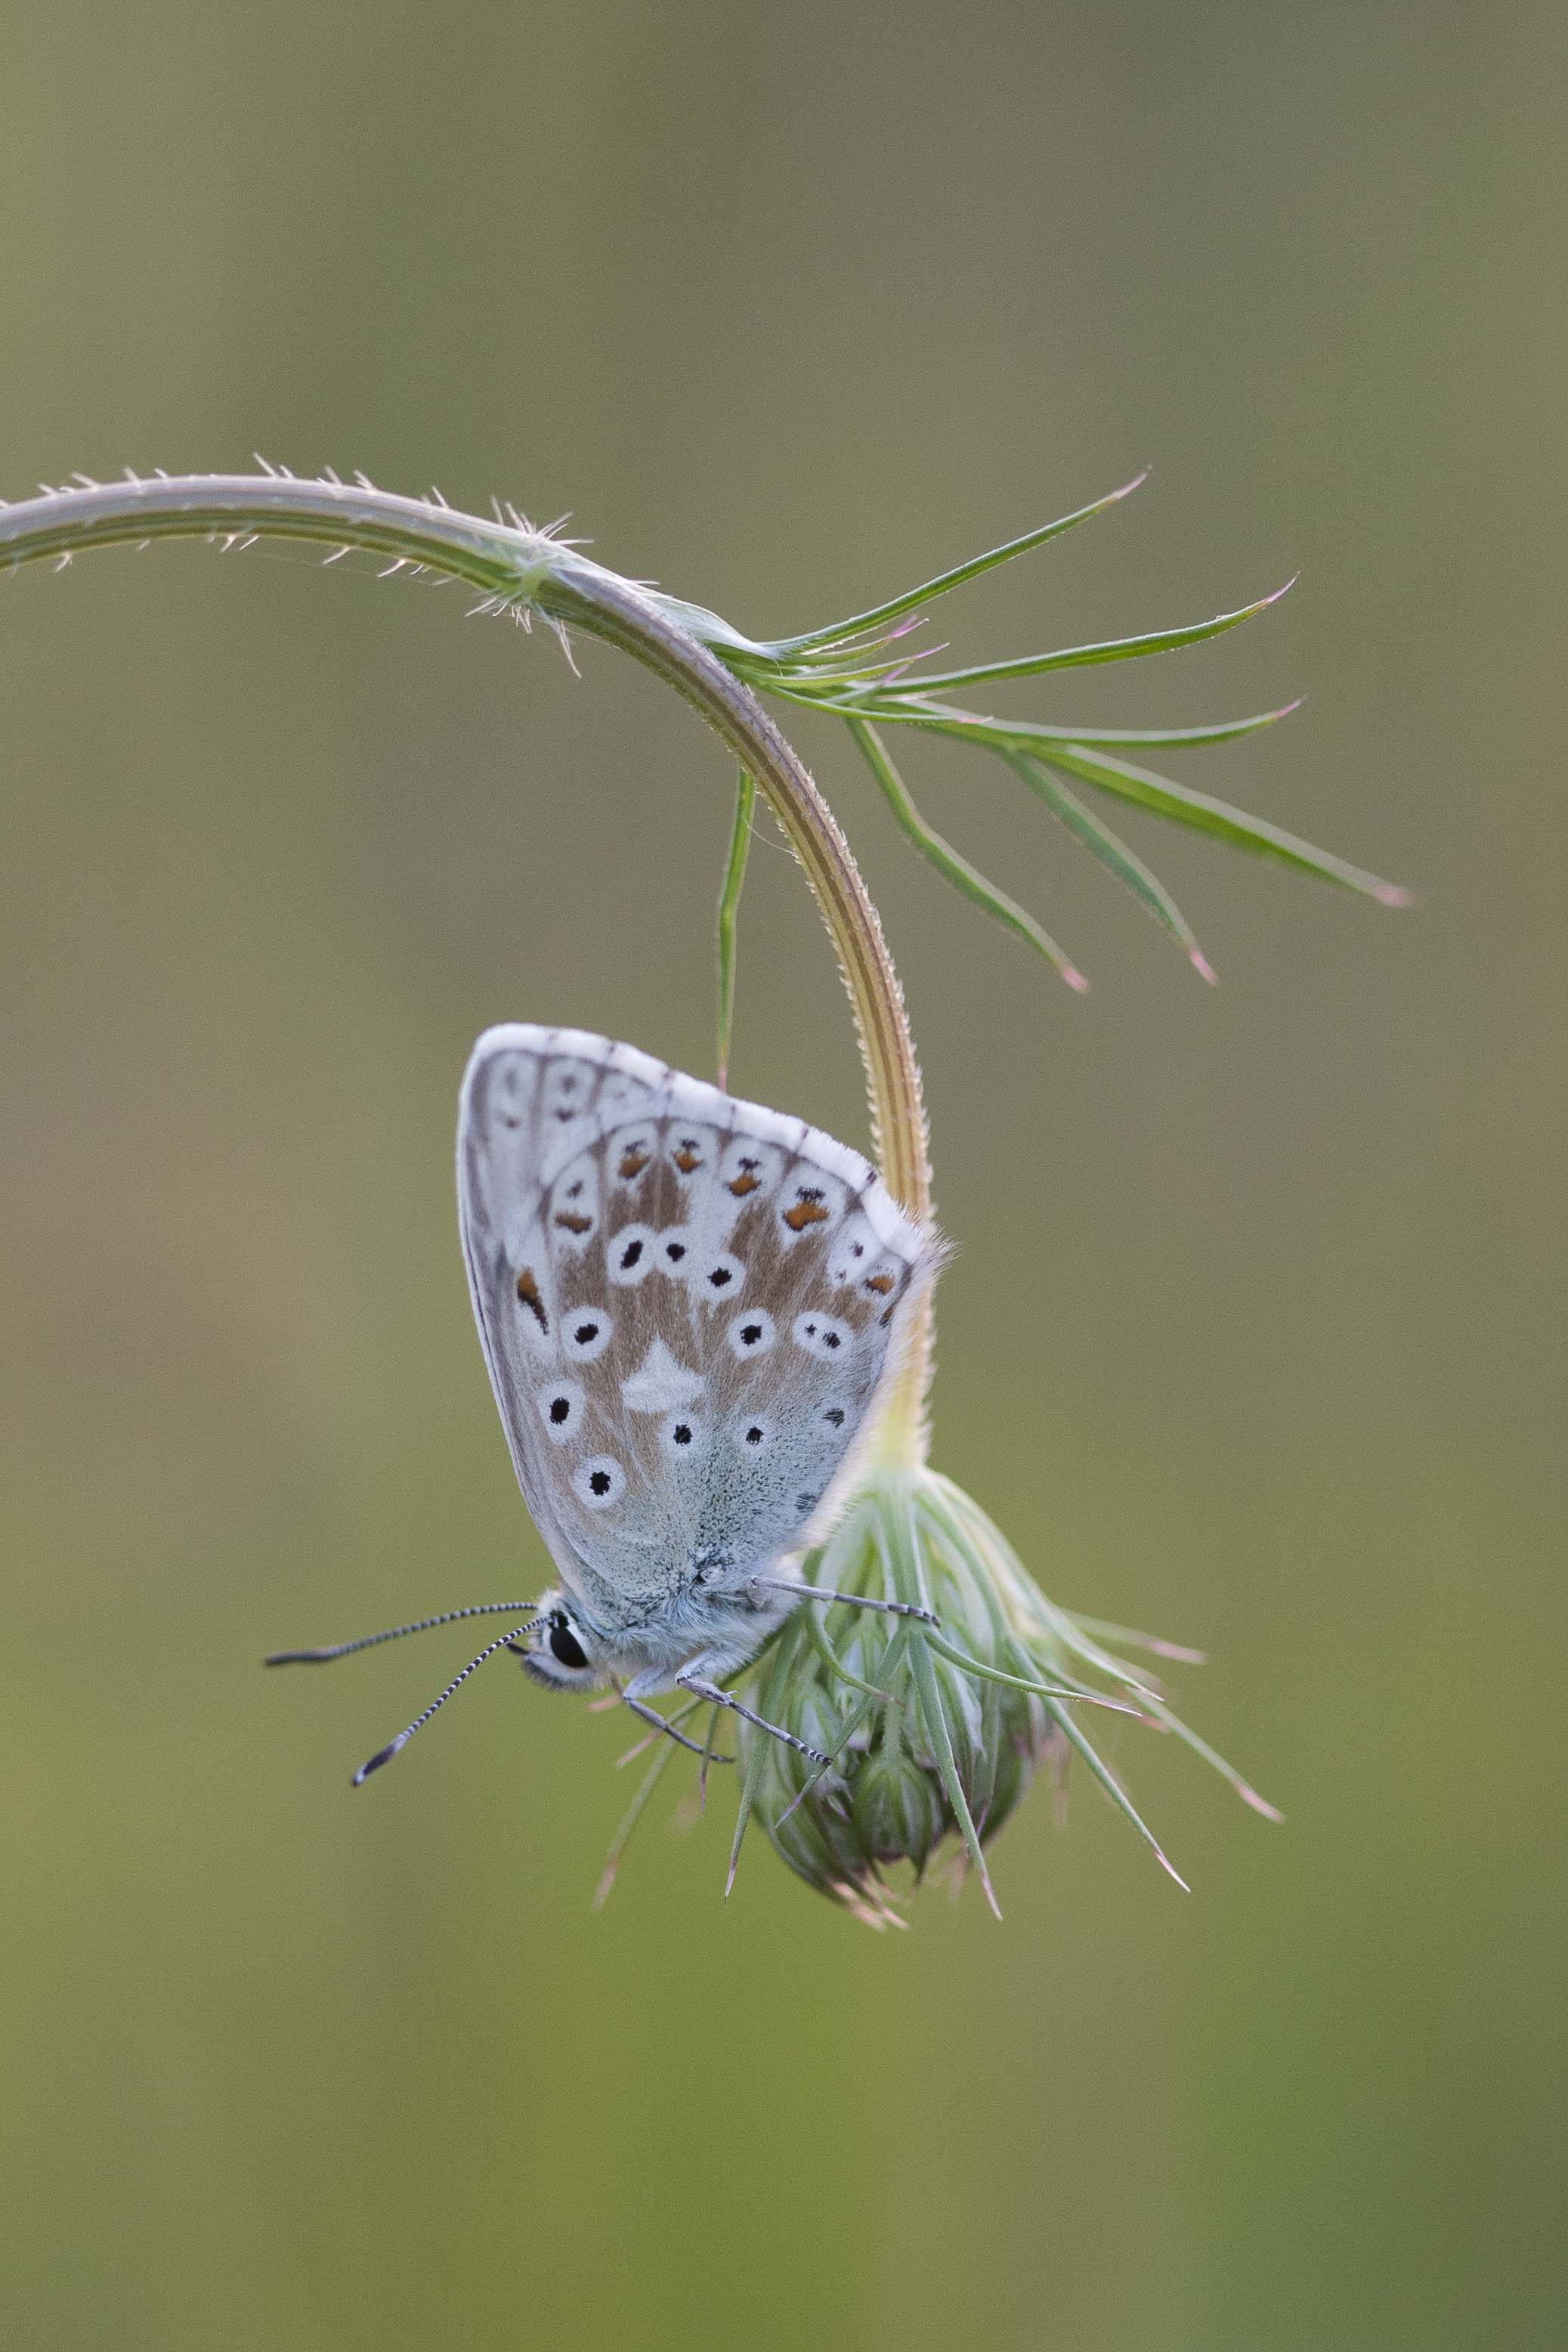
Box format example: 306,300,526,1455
458,1026,935,1627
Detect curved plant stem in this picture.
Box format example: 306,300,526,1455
0,472,937,1453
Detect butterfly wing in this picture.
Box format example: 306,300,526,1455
458,1025,938,1626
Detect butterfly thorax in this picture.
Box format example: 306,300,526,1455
518,1561,809,1693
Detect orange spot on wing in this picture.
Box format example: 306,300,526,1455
618,1147,650,1179
783,1196,830,1232
727,1172,761,1197
673,1145,702,1173
864,1271,896,1295
515,1267,549,1332
554,1212,592,1234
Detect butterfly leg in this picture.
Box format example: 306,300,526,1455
619,1691,724,1759
749,1575,938,1626
673,1671,833,1767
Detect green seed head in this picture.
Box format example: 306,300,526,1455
731,1462,1271,1922
735,1469,1074,1920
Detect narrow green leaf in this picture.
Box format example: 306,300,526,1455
908,1635,1001,1918
905,580,1294,692
805,1602,899,1705
725,1628,795,1899
1066,1614,1208,1665
843,695,1304,751
1038,1691,1190,1890
1036,741,1412,902
1137,1693,1285,1822
695,1701,726,1813
775,1691,878,1827
924,1627,1146,1717
594,1737,680,1909
770,472,1148,655
849,720,1089,992
1007,753,1216,981
715,764,756,1091
1031,1611,1164,1704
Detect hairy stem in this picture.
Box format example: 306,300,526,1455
1,471,936,1450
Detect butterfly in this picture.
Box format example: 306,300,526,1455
269,1025,943,1780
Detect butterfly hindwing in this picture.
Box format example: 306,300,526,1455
458,1025,936,1626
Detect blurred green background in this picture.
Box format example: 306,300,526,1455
2,5,1563,2347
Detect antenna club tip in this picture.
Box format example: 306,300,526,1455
353,1735,407,1787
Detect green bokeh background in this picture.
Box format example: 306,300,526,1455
2,6,1563,2347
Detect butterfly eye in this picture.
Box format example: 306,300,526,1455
547,1616,589,1670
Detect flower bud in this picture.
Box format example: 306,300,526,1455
852,1746,947,1874
731,1462,1261,1920
734,1467,1060,1920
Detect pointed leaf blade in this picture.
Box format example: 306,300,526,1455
910,579,1295,692
1038,741,1411,902
1008,754,1216,979
849,720,1089,992
771,472,1148,655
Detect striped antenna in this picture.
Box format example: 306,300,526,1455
351,1619,545,1786
264,1602,541,1667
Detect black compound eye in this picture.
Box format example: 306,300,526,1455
548,1616,589,1670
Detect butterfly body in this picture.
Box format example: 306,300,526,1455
458,1025,940,1702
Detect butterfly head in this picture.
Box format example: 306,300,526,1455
512,1592,601,1690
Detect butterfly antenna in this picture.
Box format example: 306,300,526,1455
351,1618,544,1784
264,1602,541,1667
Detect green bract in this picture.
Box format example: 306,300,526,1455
719,1468,1278,1925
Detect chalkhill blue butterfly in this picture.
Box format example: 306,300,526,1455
270,1025,943,1777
